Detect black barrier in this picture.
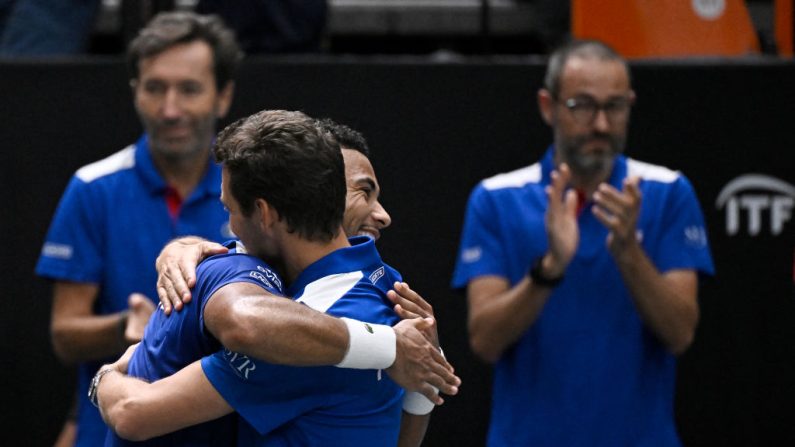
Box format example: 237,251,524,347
2,57,793,446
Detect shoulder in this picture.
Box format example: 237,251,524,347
74,145,136,184
626,158,681,184
481,163,542,192
198,252,284,294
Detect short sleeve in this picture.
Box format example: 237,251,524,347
202,351,339,435
650,176,715,276
451,184,509,288
194,254,284,340
35,176,104,283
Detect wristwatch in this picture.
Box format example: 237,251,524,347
528,257,564,288
88,367,115,408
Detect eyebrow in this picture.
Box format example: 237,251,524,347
355,177,378,194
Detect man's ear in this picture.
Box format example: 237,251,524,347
216,81,235,119
255,198,278,229
538,88,555,126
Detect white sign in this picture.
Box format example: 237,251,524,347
715,174,795,236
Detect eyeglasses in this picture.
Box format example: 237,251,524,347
558,95,632,125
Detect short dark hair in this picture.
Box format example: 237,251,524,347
127,11,243,90
544,39,630,98
316,118,370,157
214,110,346,242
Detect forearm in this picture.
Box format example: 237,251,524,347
467,276,552,363
613,243,699,354
51,312,127,363
98,361,232,441
398,413,430,447
211,295,349,365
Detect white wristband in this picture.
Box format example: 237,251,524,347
336,318,396,369
401,347,445,415
402,389,437,415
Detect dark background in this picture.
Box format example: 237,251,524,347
1,57,793,445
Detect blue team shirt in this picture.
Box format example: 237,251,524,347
452,147,715,447
202,236,404,446
35,135,231,447
106,241,284,446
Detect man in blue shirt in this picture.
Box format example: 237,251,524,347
452,39,715,446
95,110,453,445
35,12,241,446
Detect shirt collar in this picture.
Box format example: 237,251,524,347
134,134,221,200
286,236,381,296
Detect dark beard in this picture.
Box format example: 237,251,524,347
559,133,624,178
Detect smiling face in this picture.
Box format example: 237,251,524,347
341,148,391,240
541,55,635,179
133,40,233,163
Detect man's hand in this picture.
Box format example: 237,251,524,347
543,163,579,277
387,282,439,347
155,237,227,315
124,294,155,344
592,176,642,261
387,318,460,405
111,342,139,374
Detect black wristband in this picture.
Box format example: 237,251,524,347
528,257,564,288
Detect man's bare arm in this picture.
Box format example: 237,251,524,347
51,282,126,363
204,282,460,401
98,360,232,441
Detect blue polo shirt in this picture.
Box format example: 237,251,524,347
452,147,714,447
36,135,231,447
107,241,284,446
202,236,404,446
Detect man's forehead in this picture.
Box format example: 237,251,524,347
559,56,630,97
342,148,377,180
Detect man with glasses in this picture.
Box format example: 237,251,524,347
452,39,714,446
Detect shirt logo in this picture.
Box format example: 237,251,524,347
684,226,708,248
249,271,273,289
369,266,385,285
42,242,73,260
257,265,282,290
223,349,257,380
364,323,374,334
715,174,794,236
462,246,482,263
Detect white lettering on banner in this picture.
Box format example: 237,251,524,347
715,174,795,236
692,0,725,20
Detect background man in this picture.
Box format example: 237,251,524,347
452,39,715,446
96,110,450,445
35,11,241,446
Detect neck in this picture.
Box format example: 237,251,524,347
279,228,350,283
151,150,210,199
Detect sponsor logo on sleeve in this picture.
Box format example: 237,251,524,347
249,271,274,289
462,246,482,263
223,349,256,380
42,243,73,260
716,174,794,236
684,225,709,248
257,265,282,290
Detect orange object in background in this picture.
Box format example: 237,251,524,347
572,0,760,58
775,0,793,56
